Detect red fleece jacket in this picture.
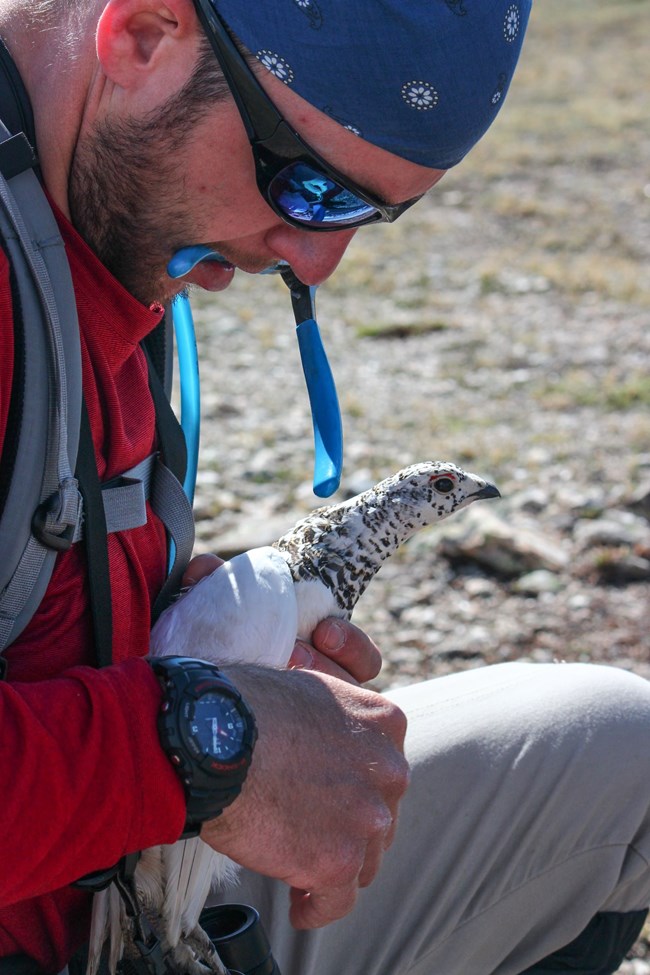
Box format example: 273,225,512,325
0,210,187,972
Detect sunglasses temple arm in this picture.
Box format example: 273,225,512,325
194,0,281,143
282,272,343,498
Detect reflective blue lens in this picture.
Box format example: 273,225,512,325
269,161,379,226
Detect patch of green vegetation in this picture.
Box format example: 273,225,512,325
540,371,650,411
628,415,650,454
355,320,449,340
603,377,650,411
244,467,294,485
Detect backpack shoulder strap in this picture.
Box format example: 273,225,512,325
0,116,83,655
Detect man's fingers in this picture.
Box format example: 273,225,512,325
203,668,409,932
181,553,224,589
289,833,390,926
356,834,387,889
289,801,397,928
303,618,382,683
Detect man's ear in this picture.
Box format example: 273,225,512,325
96,0,199,90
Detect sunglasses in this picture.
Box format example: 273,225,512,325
192,0,423,231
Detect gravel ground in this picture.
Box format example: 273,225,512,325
182,1,650,966
189,273,650,691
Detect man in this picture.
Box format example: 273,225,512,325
0,2,649,974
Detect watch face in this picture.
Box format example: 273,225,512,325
190,692,246,761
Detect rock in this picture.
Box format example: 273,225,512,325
596,553,650,584
625,482,650,523
342,468,376,498
511,487,549,514
617,960,650,975
434,507,570,577
512,570,564,596
464,577,496,597
567,592,592,610
212,512,296,559
574,511,650,550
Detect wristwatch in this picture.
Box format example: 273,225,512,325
152,656,257,838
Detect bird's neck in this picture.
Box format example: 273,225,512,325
304,488,430,613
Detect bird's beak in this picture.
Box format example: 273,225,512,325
471,482,501,500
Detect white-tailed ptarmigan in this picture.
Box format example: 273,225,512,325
88,461,499,974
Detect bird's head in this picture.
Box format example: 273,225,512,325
379,461,500,526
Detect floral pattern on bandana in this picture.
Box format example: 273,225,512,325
401,82,439,111
504,5,521,42
257,50,295,84
491,73,508,106
293,0,323,29
215,0,532,169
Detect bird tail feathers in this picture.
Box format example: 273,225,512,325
162,839,235,948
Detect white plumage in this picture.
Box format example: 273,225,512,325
88,461,499,974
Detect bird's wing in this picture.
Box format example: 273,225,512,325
86,879,131,975
161,839,233,949
87,888,109,975
150,546,298,668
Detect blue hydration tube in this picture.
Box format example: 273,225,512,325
171,293,201,504
280,268,343,498
168,247,343,500
168,246,225,506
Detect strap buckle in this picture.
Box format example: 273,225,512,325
76,855,170,975
32,480,81,552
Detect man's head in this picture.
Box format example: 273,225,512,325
64,0,449,304
3,0,531,305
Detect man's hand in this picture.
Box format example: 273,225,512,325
289,619,382,685
201,665,409,929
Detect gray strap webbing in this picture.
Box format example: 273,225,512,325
72,454,156,543
150,457,195,618
71,454,195,573
0,442,194,641
0,119,82,652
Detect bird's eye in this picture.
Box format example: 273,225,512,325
432,477,455,494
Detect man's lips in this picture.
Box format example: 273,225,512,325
179,260,236,292
167,245,287,291
167,245,237,292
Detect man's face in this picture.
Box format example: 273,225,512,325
69,53,444,307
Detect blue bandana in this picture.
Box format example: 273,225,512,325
210,0,532,170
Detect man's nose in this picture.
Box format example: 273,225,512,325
266,226,357,286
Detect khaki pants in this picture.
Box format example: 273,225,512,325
222,663,650,975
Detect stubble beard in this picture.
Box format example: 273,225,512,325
68,50,229,306
68,113,192,307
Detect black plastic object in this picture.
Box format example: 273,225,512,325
281,268,343,498
201,903,282,975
